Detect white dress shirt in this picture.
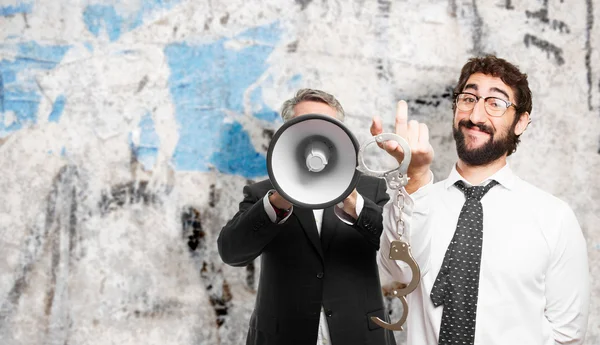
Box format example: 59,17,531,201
263,191,365,345
378,164,590,345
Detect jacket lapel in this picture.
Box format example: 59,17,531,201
293,208,324,261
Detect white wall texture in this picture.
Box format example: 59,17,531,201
0,0,598,344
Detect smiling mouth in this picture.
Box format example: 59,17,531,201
465,126,489,135
461,123,492,136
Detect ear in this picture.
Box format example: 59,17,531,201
514,112,530,136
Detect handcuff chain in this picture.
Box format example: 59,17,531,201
387,170,408,239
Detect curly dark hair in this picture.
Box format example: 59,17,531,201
453,55,532,155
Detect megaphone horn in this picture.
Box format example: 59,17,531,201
267,114,361,209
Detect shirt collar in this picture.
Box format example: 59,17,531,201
443,162,516,190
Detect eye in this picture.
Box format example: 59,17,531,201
487,98,507,109
460,95,476,103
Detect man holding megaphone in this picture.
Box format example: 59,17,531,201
218,89,395,345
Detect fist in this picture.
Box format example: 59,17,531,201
268,191,292,210
337,189,358,220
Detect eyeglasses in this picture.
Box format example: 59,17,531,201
454,92,516,117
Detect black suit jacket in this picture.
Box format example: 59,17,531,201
218,175,395,345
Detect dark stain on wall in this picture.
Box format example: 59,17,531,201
23,12,30,28
136,75,149,93
182,206,232,327
412,92,453,108
375,58,389,81
526,8,550,23
201,262,232,327
505,0,515,10
585,0,594,111
262,128,274,151
448,0,457,17
377,0,391,14
522,1,570,66
183,207,205,251
220,12,230,25
287,40,299,53
204,17,212,31
44,166,79,323
0,166,78,336
523,34,564,65
132,298,185,318
98,181,161,215
401,87,454,116
295,0,313,11
0,274,26,317
1,166,81,342
470,0,484,55
525,8,571,33
374,1,392,82
209,184,218,208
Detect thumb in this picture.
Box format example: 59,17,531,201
371,115,383,136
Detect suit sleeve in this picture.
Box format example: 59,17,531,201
217,184,282,267
353,178,390,250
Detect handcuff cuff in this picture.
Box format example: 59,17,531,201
357,133,421,331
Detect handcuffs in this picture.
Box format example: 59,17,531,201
357,133,421,331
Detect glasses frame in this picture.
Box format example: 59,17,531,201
454,92,516,117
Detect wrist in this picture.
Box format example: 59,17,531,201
409,168,430,182
406,169,431,194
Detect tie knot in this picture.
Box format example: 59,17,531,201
455,180,498,201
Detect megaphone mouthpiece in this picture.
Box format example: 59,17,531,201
305,140,330,172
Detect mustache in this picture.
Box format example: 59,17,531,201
458,119,493,135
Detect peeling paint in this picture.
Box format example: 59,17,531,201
0,41,70,136
164,21,282,177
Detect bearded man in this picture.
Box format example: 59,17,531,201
373,55,590,345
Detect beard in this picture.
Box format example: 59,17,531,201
453,119,517,166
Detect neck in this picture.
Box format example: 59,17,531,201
456,156,507,185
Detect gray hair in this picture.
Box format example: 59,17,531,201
280,88,345,122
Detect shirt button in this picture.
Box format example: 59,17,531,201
316,272,324,279
325,309,333,317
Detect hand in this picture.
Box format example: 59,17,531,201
337,189,359,220
371,100,434,193
268,191,292,210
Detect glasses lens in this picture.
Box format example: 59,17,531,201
484,97,508,117
456,93,477,111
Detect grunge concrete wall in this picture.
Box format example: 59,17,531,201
0,0,598,344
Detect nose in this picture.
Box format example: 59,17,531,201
469,98,487,124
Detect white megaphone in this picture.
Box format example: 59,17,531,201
267,113,411,209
